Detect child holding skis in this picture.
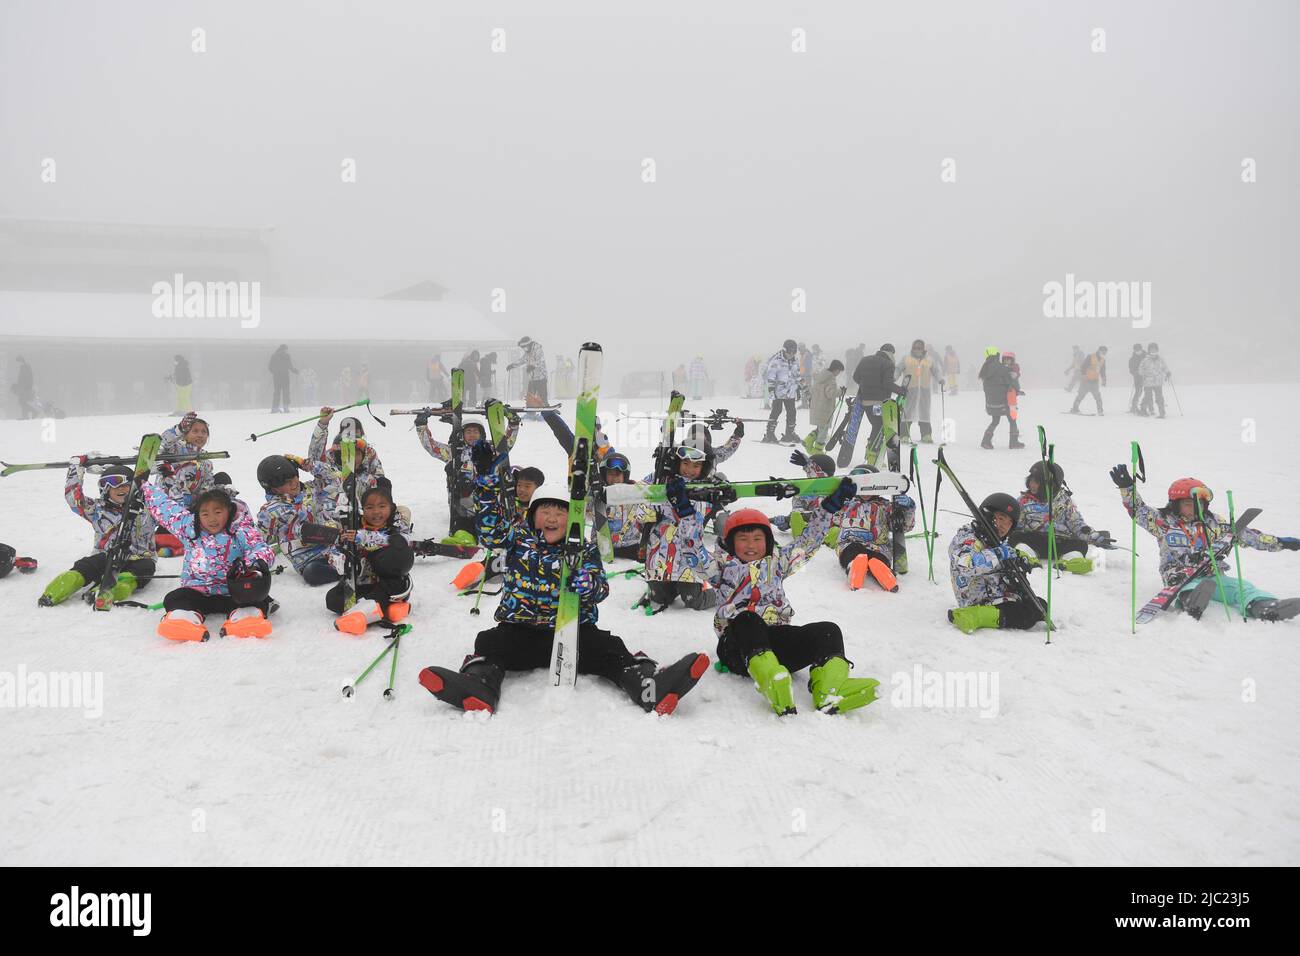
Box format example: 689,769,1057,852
329,483,415,634
415,404,519,538
143,481,277,641
418,440,709,715
835,464,916,592
158,412,214,505
1109,467,1300,620
1012,461,1112,574
640,450,722,610
255,453,342,586
39,458,158,607
311,406,386,491
947,493,1045,634
707,475,879,715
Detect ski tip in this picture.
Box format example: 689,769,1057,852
580,341,603,352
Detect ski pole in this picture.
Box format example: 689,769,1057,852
247,399,383,442
1226,490,1248,621
1195,497,1233,622
341,629,406,698
1130,441,1145,634
384,629,403,701
469,550,492,615
1168,376,1184,416
909,447,935,582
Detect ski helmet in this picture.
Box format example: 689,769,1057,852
810,454,836,476
227,561,272,603
526,483,570,527
848,463,879,476
1147,342,1159,353
783,339,797,352
257,455,299,492
600,453,630,480
518,336,532,347
0,543,14,579
722,508,774,557
98,465,133,495
978,492,1020,531
460,416,488,442
335,416,365,439
1001,350,1017,362
1026,461,1065,497
880,343,895,354
911,338,925,352
1167,477,1212,506
984,346,999,357
1132,343,1144,352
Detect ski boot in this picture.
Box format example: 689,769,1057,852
335,598,385,634
1056,554,1093,574
761,428,781,445
918,424,934,444
808,657,879,714
948,605,1001,634
419,656,504,713
1247,598,1300,622
620,651,710,715
746,650,796,715
39,570,86,607
1009,437,1026,450
847,554,898,592
780,430,801,445
158,609,210,642
221,606,272,638
980,434,995,450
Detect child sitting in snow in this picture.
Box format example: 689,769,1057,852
1012,461,1112,575
255,453,342,586
947,493,1045,634
311,406,385,492
328,482,415,634
834,464,916,592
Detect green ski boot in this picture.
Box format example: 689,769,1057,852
948,605,1001,635
39,570,86,607
110,571,140,602
746,651,796,716
808,657,880,714
1057,556,1093,574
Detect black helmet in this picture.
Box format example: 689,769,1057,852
97,464,133,495
880,342,896,354
257,455,299,492
228,560,272,603
782,338,797,352
979,492,1020,532
1025,461,1065,499
810,454,836,476
1147,342,1159,353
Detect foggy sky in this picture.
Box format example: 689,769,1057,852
2,0,1298,384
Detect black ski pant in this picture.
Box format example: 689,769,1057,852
72,553,156,589
862,400,886,448
993,600,1044,631
527,376,549,405
1071,380,1102,413
1129,374,1143,411
717,610,845,675
163,587,271,616
838,542,891,571
982,411,1019,445
301,555,341,586
766,397,796,436
1008,530,1089,559
1140,386,1166,417
472,621,638,683
646,579,717,610
271,373,291,411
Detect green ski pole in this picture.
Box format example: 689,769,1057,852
910,446,935,582
383,629,403,701
342,638,396,697
470,550,492,616
1130,442,1145,634
1196,496,1233,622
247,399,382,442
1226,490,1248,622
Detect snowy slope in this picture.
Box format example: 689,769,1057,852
2,384,1298,865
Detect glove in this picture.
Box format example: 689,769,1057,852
1089,529,1114,546
821,476,857,513
789,450,809,469
179,411,198,433
894,494,914,510
568,568,599,598
413,410,431,427
1279,537,1300,551
989,543,1015,563
665,475,695,516
733,420,745,437
283,454,307,469
1109,464,1134,488
470,438,496,477
70,455,87,470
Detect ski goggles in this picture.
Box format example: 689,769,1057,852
673,445,707,462
98,474,131,491
603,454,630,472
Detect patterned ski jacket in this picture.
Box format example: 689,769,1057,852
347,513,413,588
1120,486,1283,586
706,506,832,637
1138,354,1170,388
639,482,716,583
601,492,652,550
416,414,519,492
143,482,275,595
1016,488,1096,541
158,422,213,506
64,462,157,559
309,421,385,491
256,456,342,571
835,495,916,556
949,523,1023,607
764,351,802,400
475,474,608,627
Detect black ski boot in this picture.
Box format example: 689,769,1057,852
761,428,781,445
419,656,504,713
1248,598,1300,622
619,652,710,715
1009,438,1026,449
1179,578,1219,620
780,430,801,445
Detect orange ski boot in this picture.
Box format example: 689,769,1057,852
335,598,383,635
221,606,272,639
158,610,209,643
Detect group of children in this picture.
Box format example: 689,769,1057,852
15,393,1300,720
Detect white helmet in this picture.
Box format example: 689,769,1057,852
460,416,488,441
526,482,570,526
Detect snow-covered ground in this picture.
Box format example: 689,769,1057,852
2,383,1298,865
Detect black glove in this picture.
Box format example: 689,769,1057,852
733,420,745,438
1109,464,1134,488
665,475,695,516
414,410,431,427
470,438,496,476
821,476,856,513
789,450,809,469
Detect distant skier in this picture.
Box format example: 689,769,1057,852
478,351,497,398
688,354,709,400
947,493,1045,634
848,342,905,459
761,339,802,444
268,345,299,413
507,336,548,404
1064,346,1085,391
978,348,1023,449
427,354,450,403
1109,467,1300,621
1138,343,1171,418
167,355,193,414
807,359,845,452
897,339,936,443
1127,344,1147,413
459,350,480,407
1068,346,1107,415
943,344,960,394
11,355,36,419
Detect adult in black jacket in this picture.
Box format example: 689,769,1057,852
978,349,1023,449
1127,344,1146,413
168,354,194,414
851,343,905,450
12,355,36,419
268,345,299,413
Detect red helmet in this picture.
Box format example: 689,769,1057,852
722,508,774,557
1167,477,1212,505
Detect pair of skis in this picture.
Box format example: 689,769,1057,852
604,471,910,507
2,448,227,479
91,434,163,611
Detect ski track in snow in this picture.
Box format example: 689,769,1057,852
1,385,1297,865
